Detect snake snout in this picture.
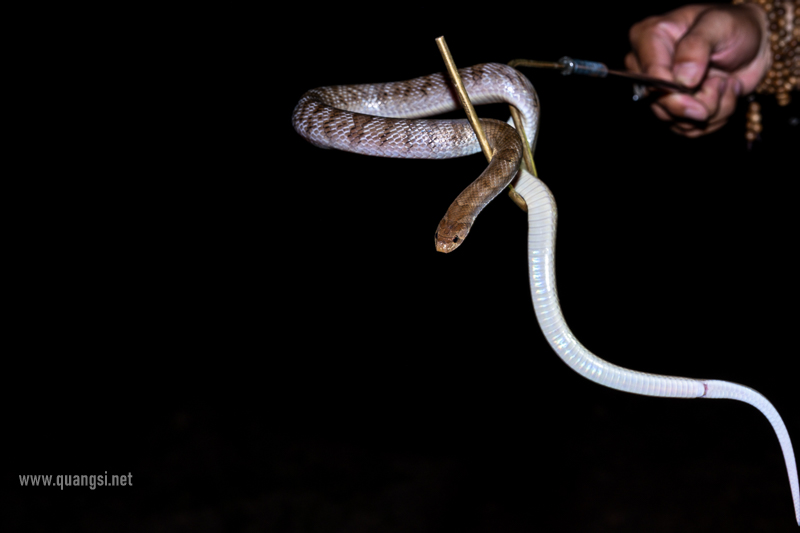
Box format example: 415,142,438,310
434,226,469,254
434,233,460,253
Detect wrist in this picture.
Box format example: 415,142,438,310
734,0,799,103
731,2,773,94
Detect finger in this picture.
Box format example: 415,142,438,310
671,21,719,87
710,4,769,91
666,79,739,137
624,52,641,73
657,92,711,121
691,76,728,118
697,6,763,71
670,124,701,137
715,75,742,121
671,120,696,132
654,73,726,122
629,16,683,82
650,102,673,122
628,6,710,82
671,119,728,138
671,7,751,87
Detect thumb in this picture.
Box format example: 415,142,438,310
671,6,763,88
671,10,725,87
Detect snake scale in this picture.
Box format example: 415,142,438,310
292,63,800,525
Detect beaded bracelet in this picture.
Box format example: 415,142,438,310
732,0,798,142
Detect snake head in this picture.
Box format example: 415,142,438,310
434,223,471,253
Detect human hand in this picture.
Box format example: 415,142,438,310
626,4,771,137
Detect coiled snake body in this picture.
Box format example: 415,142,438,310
292,63,538,253
292,64,800,525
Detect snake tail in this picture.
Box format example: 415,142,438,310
514,169,800,526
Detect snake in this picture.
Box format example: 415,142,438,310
292,64,800,525
292,63,538,253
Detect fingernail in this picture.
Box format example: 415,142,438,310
683,104,707,121
674,62,700,87
733,79,743,96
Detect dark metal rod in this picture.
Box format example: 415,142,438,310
510,57,693,93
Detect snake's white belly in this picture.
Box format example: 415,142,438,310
514,169,800,525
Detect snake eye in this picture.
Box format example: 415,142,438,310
452,236,460,243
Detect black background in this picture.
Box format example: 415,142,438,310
7,2,798,532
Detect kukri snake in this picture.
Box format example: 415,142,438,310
292,62,800,525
